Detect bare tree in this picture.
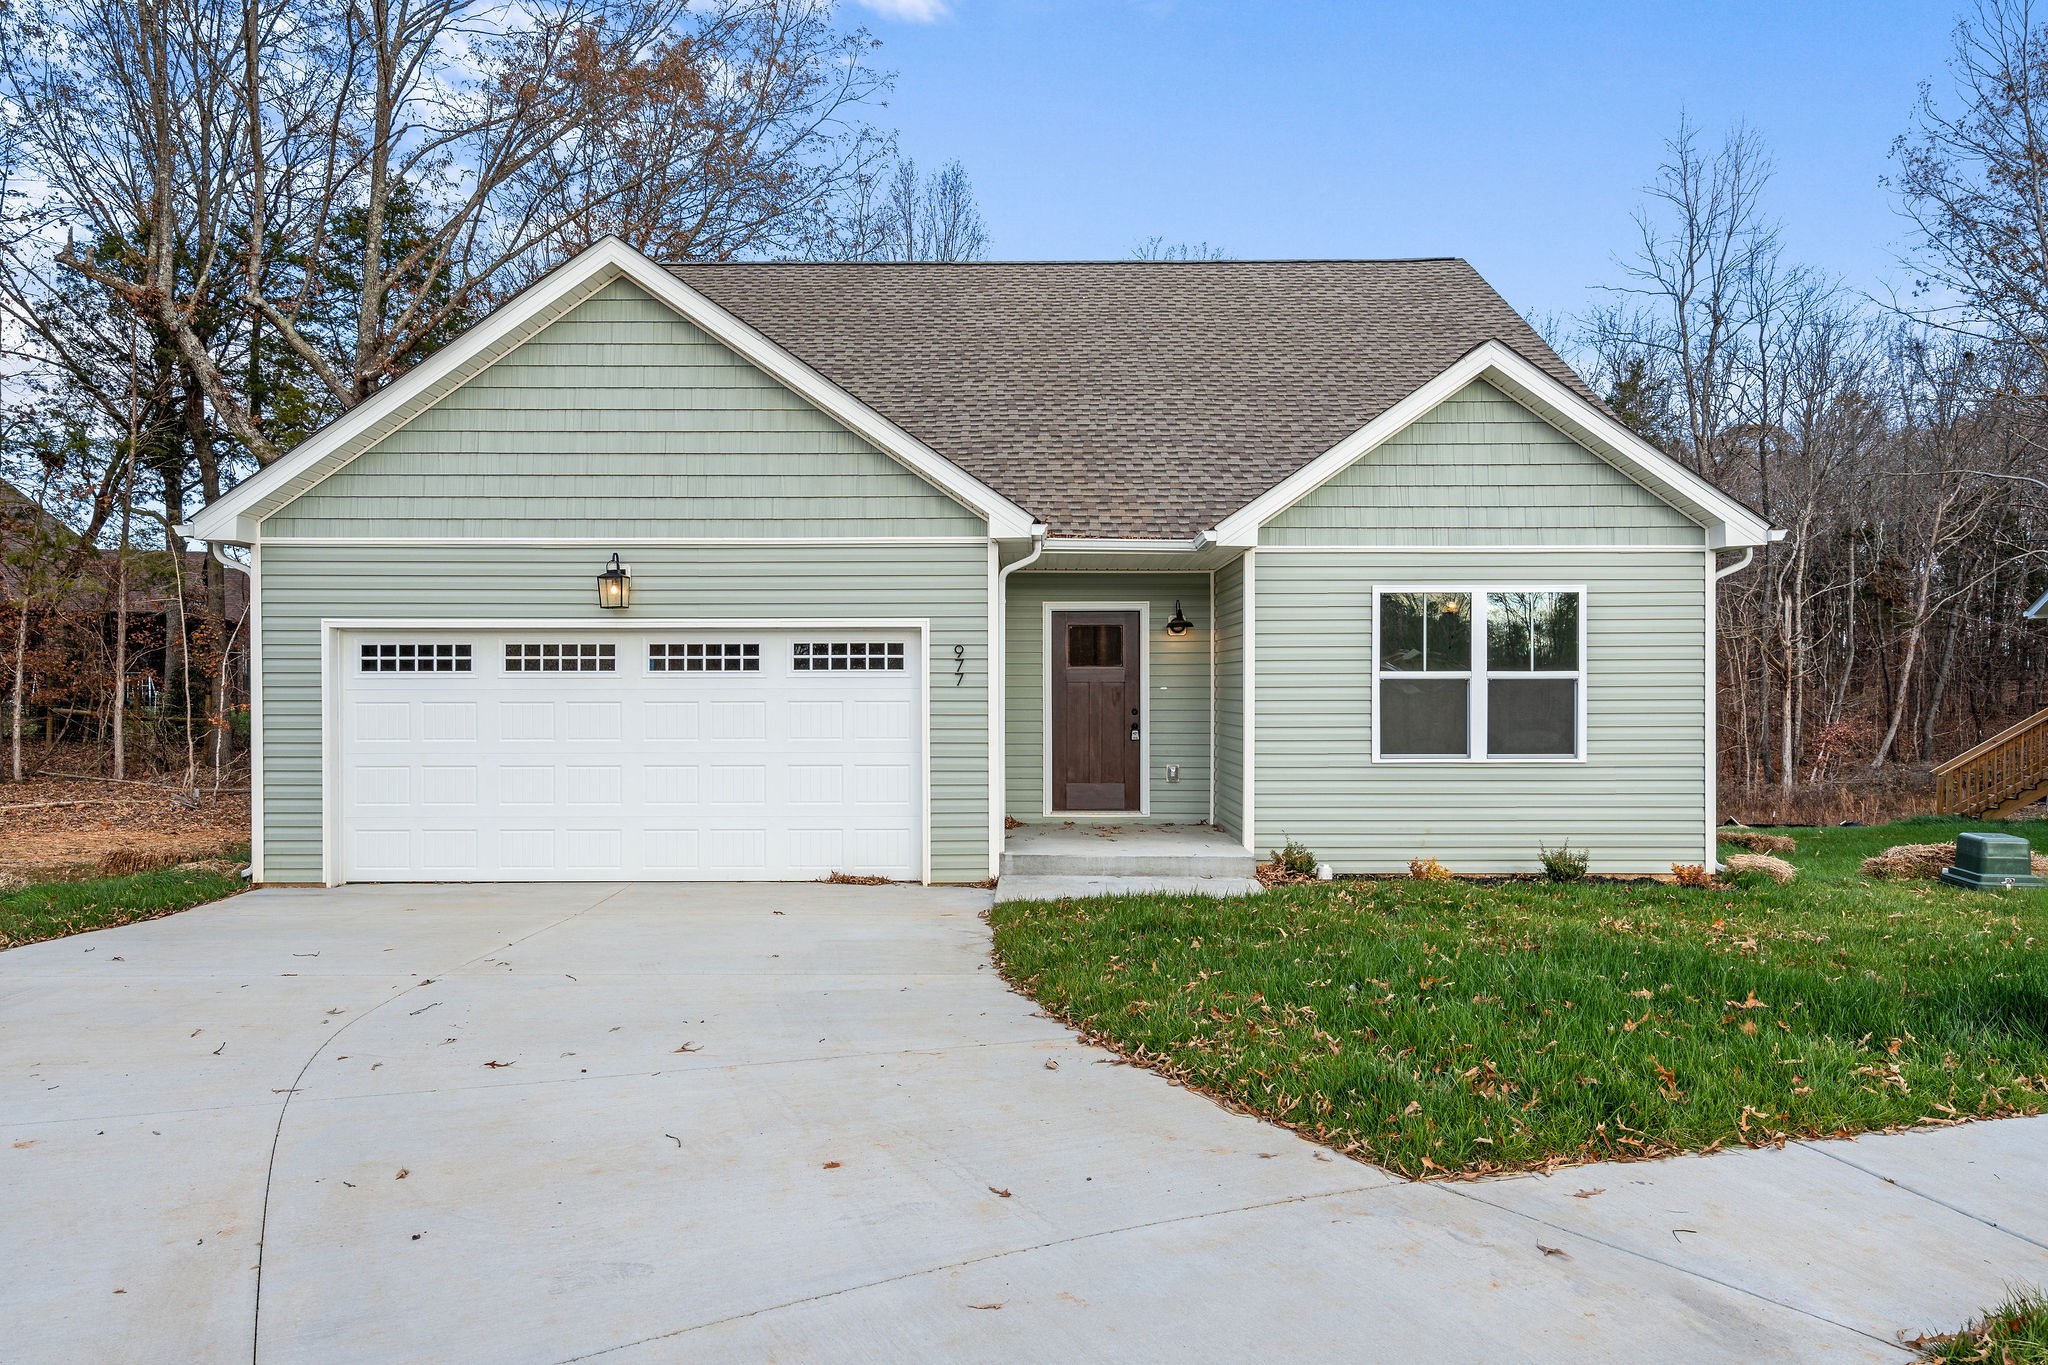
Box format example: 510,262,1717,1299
858,156,989,262
1584,116,1777,482
1894,0,2048,385
1131,236,1230,261
527,0,897,264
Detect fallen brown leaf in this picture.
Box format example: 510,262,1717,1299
1537,1243,1570,1258
822,1161,842,1170
988,1186,1012,1198
1571,1188,1604,1199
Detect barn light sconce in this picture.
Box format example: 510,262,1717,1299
597,553,631,610
1165,600,1193,636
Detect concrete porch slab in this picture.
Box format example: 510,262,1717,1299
999,822,1256,879
993,874,1264,902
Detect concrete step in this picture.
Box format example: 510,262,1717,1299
995,874,1264,903
999,822,1259,879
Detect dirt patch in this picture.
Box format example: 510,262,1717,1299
0,777,248,882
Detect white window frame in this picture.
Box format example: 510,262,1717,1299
1370,585,1588,764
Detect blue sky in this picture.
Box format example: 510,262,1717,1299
852,0,1956,324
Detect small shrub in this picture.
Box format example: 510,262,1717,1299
1408,856,1451,882
1720,829,1797,856
1670,862,1713,888
1537,842,1589,882
1270,836,1318,878
1723,852,1796,885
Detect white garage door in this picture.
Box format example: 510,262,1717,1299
336,628,923,882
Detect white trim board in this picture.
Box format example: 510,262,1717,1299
259,536,994,548
1241,549,1257,853
1253,542,1706,555
186,237,1036,543
314,616,935,887
985,540,1001,881
1210,341,1774,552
248,542,265,882
1040,600,1151,817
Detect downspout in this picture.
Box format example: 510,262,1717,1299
991,524,1047,877
1705,544,1760,871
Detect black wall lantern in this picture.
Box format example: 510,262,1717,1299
1165,600,1193,636
597,553,631,610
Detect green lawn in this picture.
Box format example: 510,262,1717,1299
989,818,2048,1177
1917,1289,2048,1361
0,858,248,950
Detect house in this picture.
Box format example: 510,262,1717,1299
181,238,1774,886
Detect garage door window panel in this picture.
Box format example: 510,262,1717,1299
794,641,906,671
506,642,616,673
361,642,471,673
651,642,759,672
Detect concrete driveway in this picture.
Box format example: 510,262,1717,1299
4,883,2047,1363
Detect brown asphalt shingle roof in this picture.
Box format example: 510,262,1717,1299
666,259,1595,539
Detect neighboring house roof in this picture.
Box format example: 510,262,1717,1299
2029,589,2048,620
667,259,1596,540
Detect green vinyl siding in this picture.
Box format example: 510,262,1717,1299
1004,572,1211,821
262,278,983,540
1252,548,1709,874
1260,380,1704,548
257,542,990,883
1212,556,1246,839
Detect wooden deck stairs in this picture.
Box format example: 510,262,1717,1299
1935,707,2048,818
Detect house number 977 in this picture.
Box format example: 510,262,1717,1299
953,643,965,686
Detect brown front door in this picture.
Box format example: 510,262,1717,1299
1050,610,1142,812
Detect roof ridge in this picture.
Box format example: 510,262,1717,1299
662,257,1471,268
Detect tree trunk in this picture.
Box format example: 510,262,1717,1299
1922,608,1963,761
9,603,27,782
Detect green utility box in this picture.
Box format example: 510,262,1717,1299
1939,832,2046,891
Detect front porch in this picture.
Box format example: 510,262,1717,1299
1002,561,1236,827
995,821,1260,901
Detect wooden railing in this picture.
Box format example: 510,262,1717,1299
1935,707,2048,816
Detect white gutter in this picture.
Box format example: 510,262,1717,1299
1040,536,1208,554
1714,547,1755,581
1704,543,1762,873
990,524,1047,877
209,541,252,574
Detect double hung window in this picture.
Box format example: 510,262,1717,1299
1374,588,1584,760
